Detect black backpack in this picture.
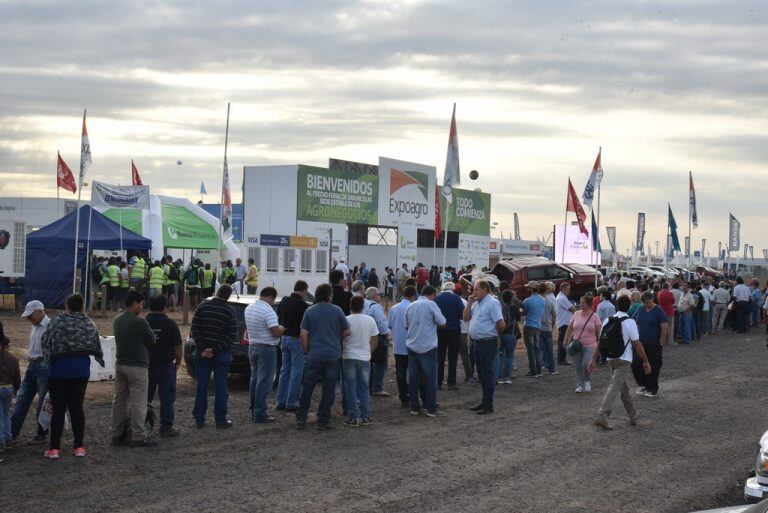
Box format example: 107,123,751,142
598,316,630,358
167,266,179,281
185,266,200,286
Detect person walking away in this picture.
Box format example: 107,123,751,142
434,282,465,390
244,287,285,423
201,263,214,299
364,287,390,397
234,257,248,294
296,284,350,430
11,300,49,444
555,282,576,365
389,286,417,407
563,294,601,393
0,335,20,451
107,258,120,311
540,282,558,375
590,295,652,430
111,291,156,447
691,285,704,340
405,285,447,417
711,281,730,334
331,270,351,315
343,296,379,426
657,283,676,345
245,258,260,294
732,277,752,333
275,281,309,412
41,294,103,459
185,259,204,309
677,283,695,344
631,292,668,398
190,285,238,428
146,295,182,438
464,280,504,415
521,281,545,378
148,260,165,298
498,289,522,383
368,267,380,291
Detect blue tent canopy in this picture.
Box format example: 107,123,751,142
26,205,152,308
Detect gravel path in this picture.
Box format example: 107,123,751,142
3,322,764,513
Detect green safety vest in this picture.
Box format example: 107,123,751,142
221,268,234,283
131,257,146,279
107,265,120,287
120,269,129,288
202,269,214,288
149,266,165,289
163,264,171,285
99,265,110,286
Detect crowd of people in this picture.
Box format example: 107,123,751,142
1,259,766,459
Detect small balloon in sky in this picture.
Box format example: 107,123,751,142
177,160,182,165
469,170,479,180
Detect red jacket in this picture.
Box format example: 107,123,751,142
657,289,676,317
416,267,429,285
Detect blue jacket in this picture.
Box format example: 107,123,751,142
434,291,465,331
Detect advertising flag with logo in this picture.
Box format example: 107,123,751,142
591,210,601,252
728,213,740,252
668,204,681,254
689,171,698,228
581,148,603,209
434,185,441,240
566,178,589,236
442,103,460,203
605,226,617,253
57,152,76,193
91,181,150,210
79,110,92,187
636,213,646,253
131,160,143,186
220,157,232,236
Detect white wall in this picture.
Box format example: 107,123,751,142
0,197,82,229
242,165,298,240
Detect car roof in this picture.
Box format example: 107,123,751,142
493,257,554,271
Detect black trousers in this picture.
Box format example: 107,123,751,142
734,301,750,333
48,377,88,450
437,329,460,387
631,345,662,394
557,325,568,363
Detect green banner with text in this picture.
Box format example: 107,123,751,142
440,188,491,236
296,164,378,224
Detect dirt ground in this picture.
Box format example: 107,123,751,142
1,308,765,513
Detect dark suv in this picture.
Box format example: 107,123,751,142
491,257,601,299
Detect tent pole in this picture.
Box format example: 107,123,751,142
84,206,94,309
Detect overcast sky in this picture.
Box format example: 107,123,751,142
1,0,766,256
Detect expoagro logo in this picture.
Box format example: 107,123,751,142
389,168,429,219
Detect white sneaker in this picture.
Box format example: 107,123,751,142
503,379,513,384
575,386,584,393
636,387,646,396
584,382,592,393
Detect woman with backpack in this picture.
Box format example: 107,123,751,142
40,294,104,459
562,294,602,393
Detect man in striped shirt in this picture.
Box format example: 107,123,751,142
191,285,238,429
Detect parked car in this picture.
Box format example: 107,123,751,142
697,266,724,281
490,257,601,299
183,294,307,378
744,430,768,503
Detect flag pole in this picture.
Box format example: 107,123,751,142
441,195,448,276
688,176,692,268
594,179,601,289
561,179,569,264
72,110,86,293
218,103,230,261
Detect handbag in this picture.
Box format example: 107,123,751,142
567,311,595,357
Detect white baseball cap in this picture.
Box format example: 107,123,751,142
21,300,45,318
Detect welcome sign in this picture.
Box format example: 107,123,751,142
296,164,378,224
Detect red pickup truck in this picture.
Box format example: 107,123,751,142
491,257,601,299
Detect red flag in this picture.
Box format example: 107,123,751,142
566,178,589,236
57,151,77,193
434,185,442,240
131,160,143,186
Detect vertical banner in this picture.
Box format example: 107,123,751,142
635,213,646,253
744,244,748,260
397,221,418,268
718,241,722,261
763,249,768,261
667,234,674,257
749,245,754,260
685,236,690,257
701,239,706,258
729,213,740,252
606,226,617,253
514,212,521,240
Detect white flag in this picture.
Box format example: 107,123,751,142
442,103,460,203
79,109,92,186
581,148,603,208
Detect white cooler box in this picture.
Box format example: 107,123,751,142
89,336,117,382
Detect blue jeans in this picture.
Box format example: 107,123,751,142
370,361,387,393
679,311,693,344
192,351,230,424
692,310,701,340
474,339,499,410
0,386,12,444
343,359,371,420
147,362,177,429
11,359,48,438
276,336,304,410
296,359,339,425
498,332,517,380
523,327,542,375
407,348,437,413
539,330,555,372
249,345,277,421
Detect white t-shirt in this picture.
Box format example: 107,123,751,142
602,312,639,364
343,313,379,361
244,299,280,345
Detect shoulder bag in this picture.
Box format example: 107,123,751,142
567,311,595,357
